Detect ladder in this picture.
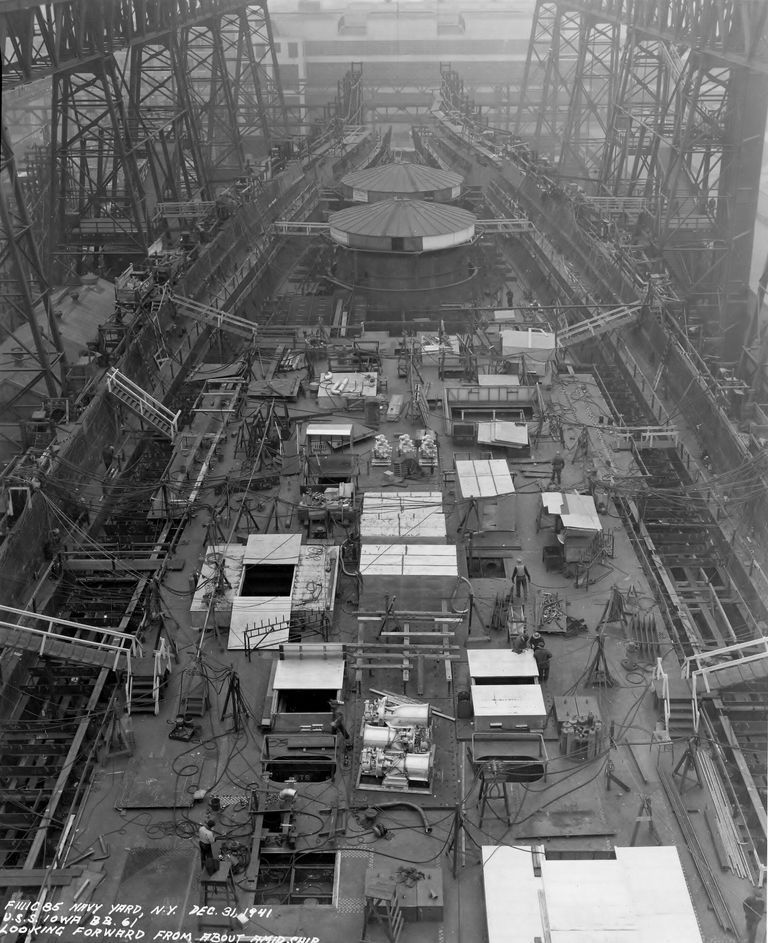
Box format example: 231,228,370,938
126,638,173,715
362,887,404,943
105,368,180,439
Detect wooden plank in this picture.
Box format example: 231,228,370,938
403,623,410,689
23,669,110,868
0,765,62,778
358,611,463,620
712,700,767,834
347,641,460,650
0,867,84,888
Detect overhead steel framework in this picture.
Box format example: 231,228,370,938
439,63,484,128
516,0,768,341
0,0,286,391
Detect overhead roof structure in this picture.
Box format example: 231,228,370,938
341,162,463,203
329,199,476,252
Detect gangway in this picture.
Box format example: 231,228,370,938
273,220,330,236
0,604,141,673
105,368,180,439
683,637,768,727
476,219,535,234
557,303,643,346
170,293,258,342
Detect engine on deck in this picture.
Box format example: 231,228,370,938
358,696,435,792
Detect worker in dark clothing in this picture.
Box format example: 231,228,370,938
512,558,531,600
550,451,565,487
330,701,351,744
102,444,115,470
534,645,552,681
743,888,765,943
198,818,216,868
529,632,545,651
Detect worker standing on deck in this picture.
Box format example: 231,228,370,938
743,888,764,943
198,818,217,869
512,558,530,600
550,451,565,487
330,700,351,745
534,645,552,681
102,444,115,470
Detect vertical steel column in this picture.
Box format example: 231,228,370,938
0,122,66,394
558,13,620,180
48,57,149,279
516,0,584,157
716,66,768,350
125,29,214,204
184,19,246,182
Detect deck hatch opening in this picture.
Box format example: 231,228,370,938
468,555,505,578
241,563,295,596
278,689,335,713
255,851,337,905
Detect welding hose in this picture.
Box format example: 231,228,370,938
449,575,471,616
369,802,432,834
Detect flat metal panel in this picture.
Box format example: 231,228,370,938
468,649,538,680
456,459,515,498
274,657,344,691
471,683,546,717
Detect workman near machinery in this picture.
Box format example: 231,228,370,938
529,631,545,651
330,700,351,743
550,451,565,486
743,887,765,943
512,558,531,600
198,818,217,869
534,645,552,681
102,444,115,470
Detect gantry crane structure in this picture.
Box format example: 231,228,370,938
515,0,768,352
0,0,287,393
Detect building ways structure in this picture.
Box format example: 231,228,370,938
0,2,767,942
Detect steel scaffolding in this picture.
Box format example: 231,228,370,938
0,0,287,374
516,0,768,346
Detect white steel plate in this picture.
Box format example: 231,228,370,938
456,459,515,498
306,422,355,438
360,491,445,539
471,684,546,717
242,532,301,565
481,845,702,943
476,421,529,447
228,598,291,650
468,648,538,680
274,657,344,691
482,846,543,942
359,544,457,577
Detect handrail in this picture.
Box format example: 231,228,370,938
683,637,768,732
652,657,671,737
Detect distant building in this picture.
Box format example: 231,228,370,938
268,0,537,132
